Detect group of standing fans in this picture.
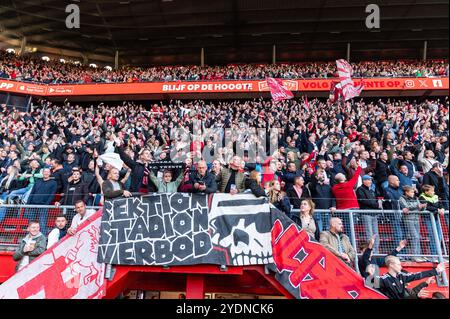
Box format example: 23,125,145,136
1,49,448,83
0,94,448,299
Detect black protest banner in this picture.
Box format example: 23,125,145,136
98,193,273,266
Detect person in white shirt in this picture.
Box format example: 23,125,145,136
46,215,68,249
67,200,95,236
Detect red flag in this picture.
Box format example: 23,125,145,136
303,95,310,111
266,77,294,103
336,59,364,101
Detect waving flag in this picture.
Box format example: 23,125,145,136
336,59,364,101
302,95,310,111
266,77,294,103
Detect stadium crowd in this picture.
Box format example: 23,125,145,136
1,50,449,84
1,94,449,298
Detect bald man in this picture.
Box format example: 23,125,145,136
320,217,356,267
189,160,218,194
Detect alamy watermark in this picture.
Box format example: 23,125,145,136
66,4,80,29
365,4,380,29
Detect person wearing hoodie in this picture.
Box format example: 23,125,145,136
12,220,46,272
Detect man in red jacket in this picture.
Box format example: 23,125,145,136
331,166,362,237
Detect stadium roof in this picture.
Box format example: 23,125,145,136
0,0,448,66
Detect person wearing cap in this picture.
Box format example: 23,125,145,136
356,175,382,253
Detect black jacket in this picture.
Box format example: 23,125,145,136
423,171,447,200
117,147,155,193
102,180,126,200
61,179,90,205
304,180,336,210
291,213,321,241
188,171,218,194
286,186,307,209
377,269,438,299
374,159,390,184
356,185,380,210
244,179,266,198
359,247,399,278
27,179,58,205
52,168,68,194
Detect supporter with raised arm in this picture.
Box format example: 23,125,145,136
359,235,406,279
114,135,155,193
377,256,447,299
216,156,246,194
149,169,184,193
102,167,133,200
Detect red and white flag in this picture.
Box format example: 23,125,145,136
0,211,106,299
266,77,294,103
302,95,310,111
336,59,364,101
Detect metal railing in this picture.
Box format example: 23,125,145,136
0,204,101,249
292,208,449,286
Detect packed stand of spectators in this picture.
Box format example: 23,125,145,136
1,50,448,84
1,95,449,298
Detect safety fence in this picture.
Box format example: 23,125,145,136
292,208,449,285
0,204,101,248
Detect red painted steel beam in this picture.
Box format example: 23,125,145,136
186,274,205,299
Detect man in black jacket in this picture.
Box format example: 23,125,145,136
26,168,58,236
423,162,448,210
189,160,218,194
305,168,336,232
55,168,90,223
356,175,381,253
376,256,447,299
115,136,156,193
374,152,390,194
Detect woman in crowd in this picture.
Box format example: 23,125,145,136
291,199,321,241
268,180,291,217
244,170,266,197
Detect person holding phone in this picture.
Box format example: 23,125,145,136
189,160,217,194
13,220,46,272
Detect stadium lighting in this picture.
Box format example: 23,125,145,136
41,56,50,61
89,63,98,68
105,65,113,71
6,48,15,54
59,58,66,63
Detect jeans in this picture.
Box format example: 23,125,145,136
391,211,404,245
7,186,32,203
0,192,8,223
423,213,442,256
403,217,421,256
315,211,330,233
362,214,379,253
